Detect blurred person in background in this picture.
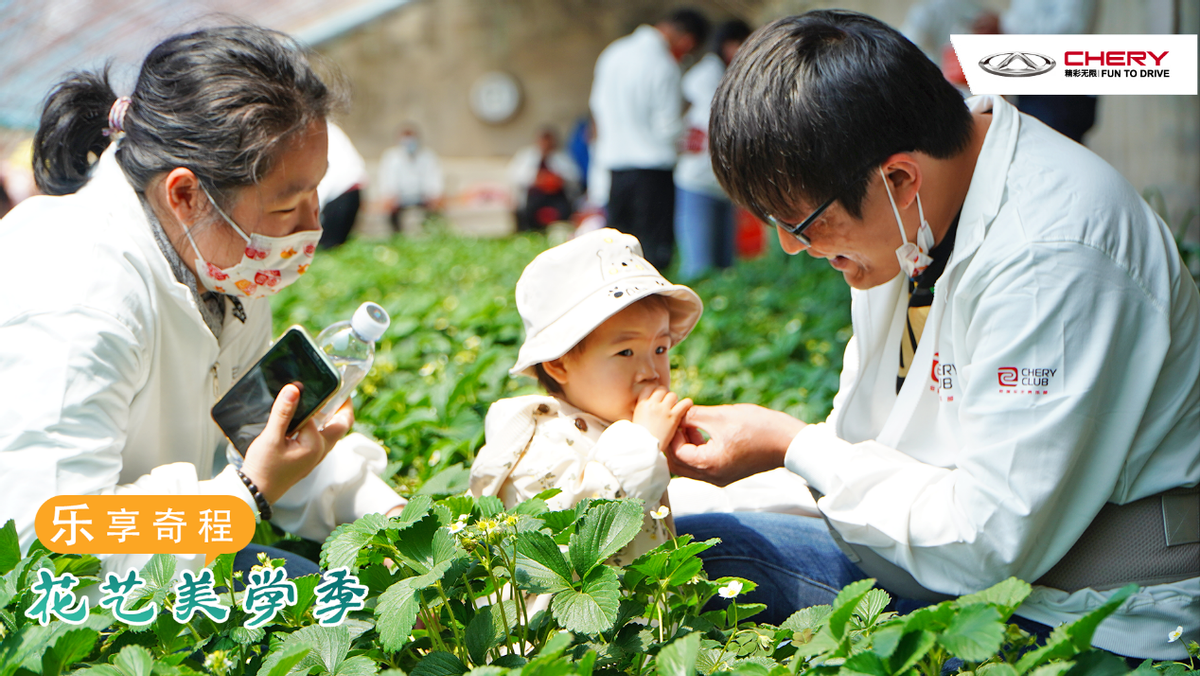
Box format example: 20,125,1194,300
508,126,581,232
972,0,1100,143
0,25,407,583
674,19,752,281
378,124,443,233
590,8,710,271
317,121,368,249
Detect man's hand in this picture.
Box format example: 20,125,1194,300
665,404,806,486
240,384,353,504
633,387,693,453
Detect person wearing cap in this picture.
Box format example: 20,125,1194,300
469,228,703,563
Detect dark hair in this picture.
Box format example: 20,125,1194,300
709,10,972,221
665,8,711,47
532,294,673,395
33,24,346,202
712,19,752,54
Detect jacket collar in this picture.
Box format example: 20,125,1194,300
952,95,1021,266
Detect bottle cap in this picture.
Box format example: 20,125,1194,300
351,302,390,343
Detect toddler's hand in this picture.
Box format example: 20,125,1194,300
633,387,693,453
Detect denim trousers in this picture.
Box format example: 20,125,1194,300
673,187,734,281
676,511,1054,641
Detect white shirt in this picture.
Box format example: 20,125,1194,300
589,25,683,172
785,96,1199,659
675,53,728,198
318,122,368,208
377,143,443,206
0,148,405,582
1001,0,1098,35
469,394,672,565
506,146,581,208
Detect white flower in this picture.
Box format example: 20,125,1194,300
650,505,671,520
1168,626,1183,643
449,514,469,534
718,580,744,599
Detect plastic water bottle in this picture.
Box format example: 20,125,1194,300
312,302,391,430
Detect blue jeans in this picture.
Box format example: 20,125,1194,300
230,544,320,590
677,512,1053,641
674,187,734,281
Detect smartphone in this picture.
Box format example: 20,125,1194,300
212,326,341,457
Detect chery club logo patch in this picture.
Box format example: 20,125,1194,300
998,366,1057,394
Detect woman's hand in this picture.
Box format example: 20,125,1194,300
240,384,353,504
632,387,693,453
665,404,805,486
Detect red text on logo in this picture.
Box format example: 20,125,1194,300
1064,51,1167,67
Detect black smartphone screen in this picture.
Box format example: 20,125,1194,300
212,327,341,456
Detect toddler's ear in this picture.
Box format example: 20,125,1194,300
541,358,569,386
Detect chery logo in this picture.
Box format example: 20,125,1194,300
997,367,1019,387
979,51,1056,77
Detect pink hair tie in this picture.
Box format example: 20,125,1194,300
104,96,132,137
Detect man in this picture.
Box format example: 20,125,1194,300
589,9,710,271
508,126,581,232
674,19,752,281
669,11,1199,660
377,125,443,233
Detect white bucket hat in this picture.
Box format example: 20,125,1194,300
511,228,703,377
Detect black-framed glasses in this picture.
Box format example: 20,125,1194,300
766,195,835,247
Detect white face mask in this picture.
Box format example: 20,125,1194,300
880,167,935,279
185,186,322,299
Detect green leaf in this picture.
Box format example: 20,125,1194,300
0,520,19,576
854,588,891,626
375,560,452,652
551,565,620,635
417,464,470,497
884,629,937,674
321,512,390,571
256,643,312,676
476,496,505,518
411,651,468,676
514,530,573,594
280,624,352,676
656,632,700,676
113,645,153,676
975,663,1019,676
839,651,890,676
1061,651,1132,676
568,500,644,576
825,578,876,641
465,599,517,665
281,573,321,624
1015,585,1137,673
937,603,1004,662
781,605,832,634
333,655,379,676
134,554,176,608
391,514,444,573
1027,663,1073,676
511,497,550,518
396,495,435,525
40,627,98,674
954,578,1032,620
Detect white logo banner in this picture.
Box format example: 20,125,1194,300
950,34,1197,95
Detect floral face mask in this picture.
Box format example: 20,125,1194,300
185,186,321,299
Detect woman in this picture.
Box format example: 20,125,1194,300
0,25,406,580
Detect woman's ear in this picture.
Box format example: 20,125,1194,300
161,167,204,226
541,357,569,387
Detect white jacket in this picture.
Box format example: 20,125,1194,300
674,53,727,198
377,144,443,206
589,25,682,172
0,148,405,582
469,395,672,565
785,96,1199,659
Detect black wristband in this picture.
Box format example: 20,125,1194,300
235,468,273,521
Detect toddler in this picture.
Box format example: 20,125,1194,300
470,228,703,563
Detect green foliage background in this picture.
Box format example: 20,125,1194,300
271,231,853,494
